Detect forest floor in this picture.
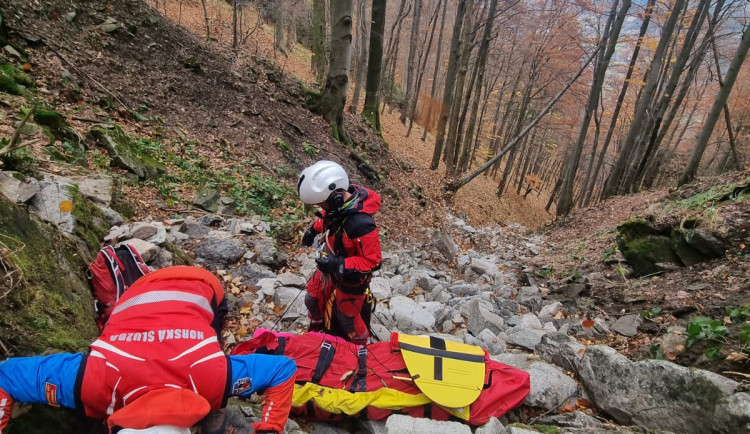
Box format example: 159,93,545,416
2,0,747,380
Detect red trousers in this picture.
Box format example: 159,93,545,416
305,271,368,345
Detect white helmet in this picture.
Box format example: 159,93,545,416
298,160,349,205
118,426,190,434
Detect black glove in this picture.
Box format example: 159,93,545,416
302,226,319,247
315,255,344,275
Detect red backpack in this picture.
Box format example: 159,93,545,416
86,245,151,330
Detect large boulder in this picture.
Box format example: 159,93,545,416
576,345,743,433
389,295,436,333
0,171,40,203
524,362,578,410
535,332,585,372
460,299,505,336
196,238,246,268
0,196,99,355
616,218,678,277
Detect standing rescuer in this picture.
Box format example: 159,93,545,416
0,266,296,434
297,160,383,345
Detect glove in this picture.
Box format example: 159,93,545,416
0,387,13,434
301,226,319,247
315,255,344,275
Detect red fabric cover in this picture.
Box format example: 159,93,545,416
232,330,530,426
0,387,12,434
107,388,211,430
81,266,228,421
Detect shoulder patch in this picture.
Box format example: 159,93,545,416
343,213,377,239
232,377,253,395
45,382,60,407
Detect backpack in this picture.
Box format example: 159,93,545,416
86,245,150,330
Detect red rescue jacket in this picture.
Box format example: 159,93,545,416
76,267,230,420
313,184,382,292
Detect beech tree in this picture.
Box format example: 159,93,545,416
348,0,368,114
314,0,355,144
602,0,687,198
311,0,328,84
680,24,750,186
556,0,631,216
362,0,387,133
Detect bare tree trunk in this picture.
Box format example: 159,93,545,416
348,0,368,114
406,0,442,137
627,0,710,189
446,45,601,193
312,0,328,84
315,0,355,144
603,0,686,198
680,25,750,186
709,3,741,169
457,0,501,174
557,0,630,216
444,0,475,175
400,0,422,124
232,0,238,50
200,0,210,39
362,0,387,133
583,0,655,207
382,0,411,111
431,0,468,170
275,0,287,54
421,0,449,141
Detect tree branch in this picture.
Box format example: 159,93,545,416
445,45,602,193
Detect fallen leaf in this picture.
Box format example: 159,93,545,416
582,320,595,328
576,398,592,408
577,348,585,356
22,63,32,72
239,307,252,315
272,304,284,316
237,327,248,336
559,402,577,413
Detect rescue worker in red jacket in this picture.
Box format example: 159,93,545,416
0,266,296,434
298,160,383,345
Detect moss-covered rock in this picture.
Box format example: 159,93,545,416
69,185,110,255
163,241,193,266
87,125,165,179
33,107,82,145
0,63,34,94
0,196,98,355
616,218,681,277
670,229,710,267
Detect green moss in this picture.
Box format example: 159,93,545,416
616,218,660,243
163,241,194,266
0,63,34,95
69,185,109,255
0,196,98,356
87,125,166,179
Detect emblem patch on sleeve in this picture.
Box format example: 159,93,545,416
45,382,60,407
232,377,252,395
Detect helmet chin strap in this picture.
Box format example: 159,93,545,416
326,189,359,215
